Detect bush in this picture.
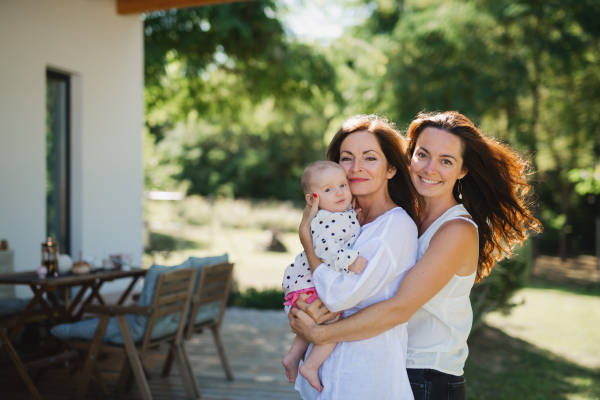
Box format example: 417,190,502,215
228,287,285,310
470,241,532,332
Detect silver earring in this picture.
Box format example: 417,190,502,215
458,179,463,200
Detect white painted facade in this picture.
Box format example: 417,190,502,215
0,0,144,297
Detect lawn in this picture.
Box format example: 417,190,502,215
466,284,600,400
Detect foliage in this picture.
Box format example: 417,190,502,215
337,0,599,321
569,166,600,195
470,242,532,331
144,3,338,125
143,0,600,324
143,3,341,200
340,0,600,257
228,287,285,310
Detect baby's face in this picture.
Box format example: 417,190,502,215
312,167,352,213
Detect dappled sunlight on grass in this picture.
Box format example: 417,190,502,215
484,286,600,369
466,326,600,400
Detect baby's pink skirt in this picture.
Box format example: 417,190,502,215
283,287,319,308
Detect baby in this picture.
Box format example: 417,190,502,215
282,160,367,392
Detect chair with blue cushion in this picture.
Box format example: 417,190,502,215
162,260,234,381
50,266,199,400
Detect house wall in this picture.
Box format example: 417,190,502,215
0,0,144,297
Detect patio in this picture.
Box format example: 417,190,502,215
2,308,298,399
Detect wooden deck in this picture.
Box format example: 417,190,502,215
2,308,299,400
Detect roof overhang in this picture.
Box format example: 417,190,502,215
117,0,251,14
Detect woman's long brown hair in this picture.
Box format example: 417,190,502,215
407,111,542,283
327,114,422,225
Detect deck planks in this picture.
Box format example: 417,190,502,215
1,308,299,400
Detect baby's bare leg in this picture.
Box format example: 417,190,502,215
283,335,309,383
299,342,337,392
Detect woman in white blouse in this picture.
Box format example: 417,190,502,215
293,114,422,399
291,112,541,399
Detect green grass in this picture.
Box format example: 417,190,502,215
466,283,600,400
527,278,600,298
466,325,600,400
484,285,600,370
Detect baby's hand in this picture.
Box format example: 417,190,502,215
352,197,362,216
348,256,368,274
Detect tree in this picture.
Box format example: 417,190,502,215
143,3,341,199
336,0,600,324
341,0,600,257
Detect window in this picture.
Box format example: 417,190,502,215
46,70,70,254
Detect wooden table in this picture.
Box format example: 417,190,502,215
0,268,147,400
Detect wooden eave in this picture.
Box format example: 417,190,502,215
117,0,250,14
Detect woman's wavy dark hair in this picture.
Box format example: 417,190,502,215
327,114,422,225
406,111,542,283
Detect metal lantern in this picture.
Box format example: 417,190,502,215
41,237,59,277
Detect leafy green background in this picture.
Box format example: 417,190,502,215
142,0,600,322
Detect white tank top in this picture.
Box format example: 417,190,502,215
406,204,478,376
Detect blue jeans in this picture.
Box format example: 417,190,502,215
407,368,466,400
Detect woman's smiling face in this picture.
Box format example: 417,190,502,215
338,130,396,198
410,127,467,200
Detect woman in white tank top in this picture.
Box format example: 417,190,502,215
290,111,542,399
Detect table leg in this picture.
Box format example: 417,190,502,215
30,286,58,326
61,287,70,309
75,281,106,320
0,329,43,400
66,283,92,318
46,290,69,323
117,276,140,305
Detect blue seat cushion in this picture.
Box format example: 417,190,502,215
193,300,222,325
187,254,228,293
51,314,144,345
0,297,65,319
137,260,192,307
187,254,229,326
0,298,41,319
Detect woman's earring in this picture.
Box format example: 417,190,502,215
458,179,463,200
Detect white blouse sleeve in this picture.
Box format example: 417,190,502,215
313,212,418,312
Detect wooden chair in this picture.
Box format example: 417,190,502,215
162,262,234,381
68,267,200,400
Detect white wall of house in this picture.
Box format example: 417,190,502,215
0,0,144,297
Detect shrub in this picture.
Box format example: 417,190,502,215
228,287,285,310
470,241,532,332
